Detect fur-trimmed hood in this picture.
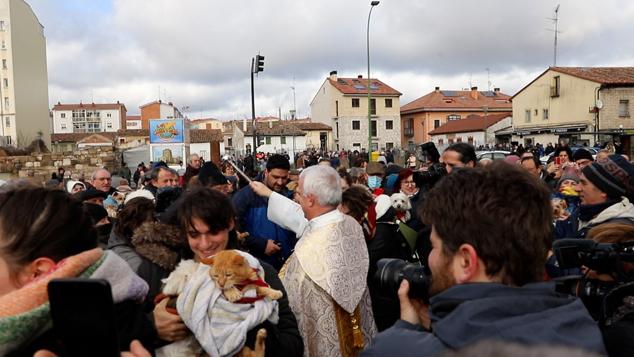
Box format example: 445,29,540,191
131,221,184,271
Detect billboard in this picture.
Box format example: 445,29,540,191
149,119,184,143
151,144,184,166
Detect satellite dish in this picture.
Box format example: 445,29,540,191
596,99,603,109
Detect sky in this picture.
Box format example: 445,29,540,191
27,0,634,121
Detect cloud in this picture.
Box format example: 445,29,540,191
28,0,634,119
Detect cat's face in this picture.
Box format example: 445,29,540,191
206,250,253,289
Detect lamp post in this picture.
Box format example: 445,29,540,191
367,0,379,158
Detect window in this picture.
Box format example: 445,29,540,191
370,120,377,137
335,122,339,138
525,109,531,123
2,59,5,69
468,136,474,144
385,99,392,108
0,21,5,31
370,99,376,115
3,97,8,108
61,113,66,118
352,98,360,108
543,109,549,120
448,138,454,144
353,142,361,148
447,114,461,121
438,138,444,145
72,109,100,133
534,109,538,116
107,113,112,118
265,137,271,145
335,100,339,117
551,76,560,97
386,142,394,149
352,120,360,130
386,120,393,130
434,119,441,129
619,100,630,117
1,40,5,50
106,122,113,129
61,123,66,130
4,135,10,145
227,138,233,147
5,117,9,128
2,78,6,88
457,137,462,143
281,136,286,144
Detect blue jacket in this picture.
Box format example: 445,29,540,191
232,183,296,270
362,282,606,356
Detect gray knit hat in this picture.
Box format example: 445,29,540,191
582,154,634,198
557,168,580,188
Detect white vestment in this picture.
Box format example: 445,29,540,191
268,193,377,357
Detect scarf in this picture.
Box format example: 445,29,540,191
0,249,148,355
579,200,619,222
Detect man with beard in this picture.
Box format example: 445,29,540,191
232,154,295,270
362,161,606,356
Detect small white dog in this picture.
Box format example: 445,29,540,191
390,192,412,222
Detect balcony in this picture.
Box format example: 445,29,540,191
404,128,414,137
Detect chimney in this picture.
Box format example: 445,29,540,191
116,100,120,104
268,120,273,129
470,86,479,100
357,75,363,79
243,117,247,132
434,86,440,93
329,70,338,81
493,87,500,93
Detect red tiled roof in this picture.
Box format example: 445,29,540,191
126,115,141,121
190,129,223,143
429,113,511,135
328,77,402,96
552,67,634,85
401,89,511,114
77,134,114,144
51,132,116,142
52,103,126,111
190,117,221,122
117,129,149,137
292,122,332,131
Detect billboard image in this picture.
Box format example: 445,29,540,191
151,145,184,165
150,119,184,143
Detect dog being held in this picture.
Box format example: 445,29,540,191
390,192,412,222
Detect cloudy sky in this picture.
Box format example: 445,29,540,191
28,0,634,120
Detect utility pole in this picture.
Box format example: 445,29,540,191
251,54,264,172
548,5,561,66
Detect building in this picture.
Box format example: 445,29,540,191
228,120,306,156
190,117,223,131
139,100,183,130
512,67,634,155
428,113,512,149
125,114,142,130
189,128,224,163
290,121,332,151
51,102,127,134
400,87,511,150
310,71,402,152
0,0,49,147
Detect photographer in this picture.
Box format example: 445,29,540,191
362,162,606,356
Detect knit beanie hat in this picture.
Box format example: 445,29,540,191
557,168,580,189
572,148,594,162
366,162,385,176
84,202,108,224
582,154,634,199
198,162,229,186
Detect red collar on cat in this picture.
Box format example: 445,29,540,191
233,268,271,304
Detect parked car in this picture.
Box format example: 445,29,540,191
540,147,598,165
476,151,511,161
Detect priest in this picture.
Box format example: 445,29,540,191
250,165,376,357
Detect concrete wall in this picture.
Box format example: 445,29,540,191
243,134,306,155
599,87,634,130
303,130,332,150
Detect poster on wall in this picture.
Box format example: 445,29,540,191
151,144,184,166
149,119,184,143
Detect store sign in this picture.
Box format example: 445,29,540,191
149,119,184,143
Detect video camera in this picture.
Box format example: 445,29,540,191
553,239,634,324
374,258,431,302
415,142,446,188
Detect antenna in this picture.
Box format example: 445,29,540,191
290,76,297,120
486,68,491,91
547,4,561,66
468,73,472,89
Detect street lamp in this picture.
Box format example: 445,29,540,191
367,0,379,158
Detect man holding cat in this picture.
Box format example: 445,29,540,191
250,165,377,357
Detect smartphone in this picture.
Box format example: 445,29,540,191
48,278,120,357
555,157,561,165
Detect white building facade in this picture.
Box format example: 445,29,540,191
51,102,127,134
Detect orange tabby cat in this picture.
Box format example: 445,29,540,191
235,328,267,357
201,250,283,303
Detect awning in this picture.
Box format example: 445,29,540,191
513,124,587,136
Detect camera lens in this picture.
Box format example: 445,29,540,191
375,258,429,302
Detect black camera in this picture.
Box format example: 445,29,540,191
419,142,441,164
553,239,634,324
374,258,430,302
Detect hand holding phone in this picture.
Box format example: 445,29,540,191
555,157,561,166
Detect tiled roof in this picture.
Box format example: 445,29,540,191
117,129,149,137
190,117,221,122
51,132,116,142
240,121,306,136
551,67,634,85
401,89,511,114
190,129,223,143
77,134,114,144
429,113,511,135
52,102,126,111
126,115,141,121
292,122,332,131
328,77,402,96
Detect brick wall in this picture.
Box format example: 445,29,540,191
599,88,634,130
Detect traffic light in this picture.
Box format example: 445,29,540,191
254,55,265,73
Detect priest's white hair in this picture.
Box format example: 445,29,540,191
299,165,342,207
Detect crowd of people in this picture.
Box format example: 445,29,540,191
0,140,632,356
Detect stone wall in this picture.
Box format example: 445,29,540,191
0,146,117,182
